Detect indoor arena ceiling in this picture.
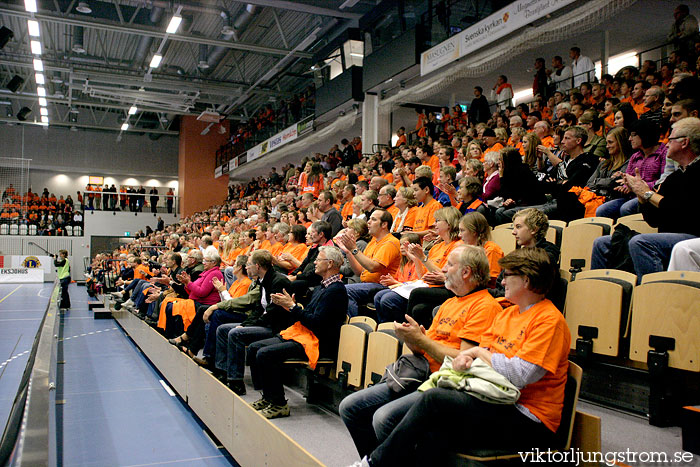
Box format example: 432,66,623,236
0,0,376,133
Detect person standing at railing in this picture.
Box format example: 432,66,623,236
570,47,595,89
166,188,174,213
669,4,699,57
150,187,159,213
468,86,491,124
53,249,71,310
546,55,572,94
489,75,513,111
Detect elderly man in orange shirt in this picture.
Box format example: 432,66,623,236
335,209,401,317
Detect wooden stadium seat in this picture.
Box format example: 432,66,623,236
560,223,606,272
564,269,636,358
491,228,516,255
349,316,377,331
457,362,582,462
616,213,644,223
335,322,373,388
640,270,700,285
568,216,614,234
493,222,513,230
628,277,700,425
376,322,395,332
547,219,567,247
363,331,400,388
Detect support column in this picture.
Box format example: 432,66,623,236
600,30,610,76
178,117,229,217
362,93,392,153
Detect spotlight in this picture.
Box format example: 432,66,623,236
17,106,32,121
76,2,92,13
0,26,14,49
6,75,24,93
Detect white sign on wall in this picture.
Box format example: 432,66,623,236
421,0,577,76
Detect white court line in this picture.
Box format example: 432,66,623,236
0,285,23,305
121,455,225,467
158,379,176,397
0,318,43,321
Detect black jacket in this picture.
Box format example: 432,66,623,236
641,160,700,235
292,245,322,285
242,268,293,332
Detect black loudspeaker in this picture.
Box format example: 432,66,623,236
0,26,13,49
6,75,24,93
17,107,31,121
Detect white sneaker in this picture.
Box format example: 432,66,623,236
123,299,134,307
347,458,371,467
110,291,124,299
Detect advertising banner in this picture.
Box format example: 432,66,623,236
0,255,50,282
421,0,577,76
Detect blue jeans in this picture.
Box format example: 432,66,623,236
346,282,385,317
629,233,695,282
595,198,639,220
202,308,247,359
214,324,274,381
338,383,423,458
592,233,695,283
373,289,408,323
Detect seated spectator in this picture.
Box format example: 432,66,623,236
592,117,700,283
372,233,421,323
338,218,370,283
274,224,309,273
458,212,503,287
482,152,501,202
669,237,700,271
335,210,401,317
586,127,633,199
596,120,666,219
493,148,547,225
389,187,417,234
340,245,500,460
359,248,570,466
439,176,488,217
248,246,348,419
210,250,293,393
410,177,442,237
286,221,332,304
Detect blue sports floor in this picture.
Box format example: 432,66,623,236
1,282,234,466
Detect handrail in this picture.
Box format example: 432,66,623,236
0,280,60,466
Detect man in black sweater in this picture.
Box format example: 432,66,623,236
247,245,348,419
217,249,292,395
287,220,332,304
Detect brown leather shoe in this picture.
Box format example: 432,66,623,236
192,355,210,367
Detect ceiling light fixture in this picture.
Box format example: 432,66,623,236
121,123,129,131
76,2,92,14
149,54,162,68
35,73,45,84
33,58,43,71
27,20,40,37
24,0,37,13
40,107,48,116
128,105,137,115
30,40,42,55
38,97,47,106
41,115,49,123
166,15,182,34
37,87,46,97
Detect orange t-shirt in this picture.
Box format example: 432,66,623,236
483,241,504,279
424,155,440,177
382,173,394,184
541,136,555,148
391,207,417,233
632,102,649,117
133,264,151,280
385,204,399,221
281,242,309,272
360,233,401,283
269,242,285,257
425,239,462,273
227,276,252,299
484,143,504,159
480,299,571,432
412,198,441,233
341,201,354,220
258,239,272,251
424,289,500,372
395,262,417,282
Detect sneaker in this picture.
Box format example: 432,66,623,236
227,380,247,395
123,299,134,307
261,403,290,419
110,291,124,298
250,398,271,411
347,457,371,467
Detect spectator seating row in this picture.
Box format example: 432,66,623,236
0,223,83,236
491,215,657,274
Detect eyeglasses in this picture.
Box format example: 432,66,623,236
668,135,687,141
503,271,523,278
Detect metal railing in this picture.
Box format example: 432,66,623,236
79,191,178,215
0,280,60,466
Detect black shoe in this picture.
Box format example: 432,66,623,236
227,380,246,395
114,302,122,310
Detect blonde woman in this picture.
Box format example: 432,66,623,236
458,212,503,287
390,187,418,233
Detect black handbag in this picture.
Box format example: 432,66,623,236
379,354,431,396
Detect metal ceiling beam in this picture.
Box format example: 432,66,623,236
0,7,314,58
226,0,362,19
0,118,180,134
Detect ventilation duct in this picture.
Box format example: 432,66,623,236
203,4,259,74
132,7,164,68
72,26,86,54
198,44,209,70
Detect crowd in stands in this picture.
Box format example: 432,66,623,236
228,85,316,152
82,184,176,213
1,185,83,235
83,5,700,464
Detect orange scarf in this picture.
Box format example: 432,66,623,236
279,322,320,369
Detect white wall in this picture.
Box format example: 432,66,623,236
84,211,180,237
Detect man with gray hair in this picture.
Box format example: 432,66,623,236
640,86,665,127
246,245,348,419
